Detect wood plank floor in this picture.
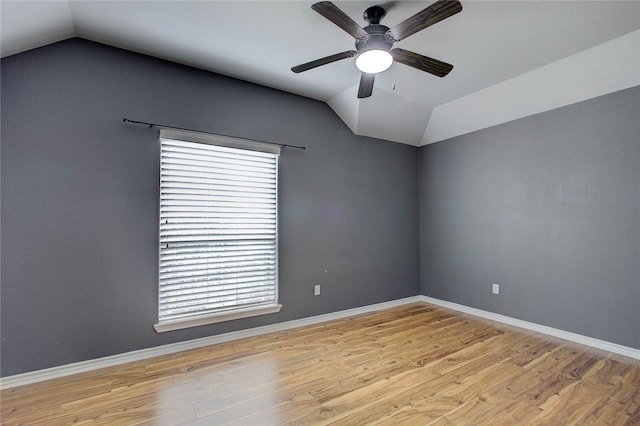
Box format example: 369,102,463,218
1,303,639,425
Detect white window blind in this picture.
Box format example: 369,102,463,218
157,132,280,331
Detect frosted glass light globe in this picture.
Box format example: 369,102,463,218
355,50,393,74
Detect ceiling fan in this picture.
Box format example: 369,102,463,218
291,0,462,99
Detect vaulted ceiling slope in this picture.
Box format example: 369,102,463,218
2,1,640,146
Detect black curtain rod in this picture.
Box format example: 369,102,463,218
123,118,306,150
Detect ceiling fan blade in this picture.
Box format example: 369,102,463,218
391,48,453,77
291,50,357,73
312,1,370,40
357,73,375,98
386,0,462,42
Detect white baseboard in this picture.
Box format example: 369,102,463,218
418,295,640,360
2,294,638,390
0,296,422,390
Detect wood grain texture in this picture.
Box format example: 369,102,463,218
291,50,357,74
391,48,453,77
311,1,369,40
387,0,463,42
358,72,375,98
2,303,638,425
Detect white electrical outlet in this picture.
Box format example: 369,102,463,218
492,283,500,295
314,284,321,296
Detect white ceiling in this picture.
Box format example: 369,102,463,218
2,1,640,146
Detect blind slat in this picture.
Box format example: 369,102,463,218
160,285,276,302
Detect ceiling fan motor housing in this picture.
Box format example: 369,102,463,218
363,5,386,25
356,25,393,53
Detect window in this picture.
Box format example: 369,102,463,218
155,129,281,332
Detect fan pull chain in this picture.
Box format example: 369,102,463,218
392,62,397,91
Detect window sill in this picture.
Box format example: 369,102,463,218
154,304,283,333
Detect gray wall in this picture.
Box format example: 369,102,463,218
419,85,640,349
0,38,420,376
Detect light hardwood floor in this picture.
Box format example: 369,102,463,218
1,303,639,425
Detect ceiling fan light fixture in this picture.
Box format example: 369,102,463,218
355,49,393,74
